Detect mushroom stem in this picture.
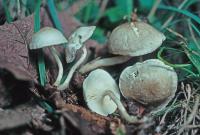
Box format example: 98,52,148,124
50,47,63,86
58,46,87,90
79,56,131,74
104,90,138,123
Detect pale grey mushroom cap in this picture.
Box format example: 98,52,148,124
66,26,96,63
108,22,166,56
68,26,96,44
29,27,68,49
83,69,120,116
119,59,177,111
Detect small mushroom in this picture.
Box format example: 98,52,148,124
79,21,166,74
65,26,96,63
29,27,68,86
57,26,96,90
83,69,139,123
119,59,178,112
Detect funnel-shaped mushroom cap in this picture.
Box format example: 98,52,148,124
119,59,177,109
83,69,120,116
29,27,68,49
109,22,166,56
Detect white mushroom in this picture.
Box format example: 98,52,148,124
29,27,68,86
119,59,178,112
65,26,96,63
58,26,96,90
83,69,139,123
79,21,166,74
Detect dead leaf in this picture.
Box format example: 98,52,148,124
59,104,120,134
0,101,45,131
0,15,37,82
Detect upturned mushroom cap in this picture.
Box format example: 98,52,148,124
119,59,177,110
66,26,96,63
83,69,120,116
68,26,96,44
108,22,166,56
29,27,68,49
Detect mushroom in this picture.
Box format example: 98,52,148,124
83,69,139,123
65,26,96,63
29,27,68,86
119,59,178,112
57,26,96,90
79,21,166,74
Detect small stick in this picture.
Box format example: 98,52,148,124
161,0,189,29
147,0,162,21
178,96,200,135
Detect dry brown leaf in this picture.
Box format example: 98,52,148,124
0,15,37,82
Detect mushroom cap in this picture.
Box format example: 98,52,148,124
68,26,96,44
108,22,166,56
119,59,177,110
83,69,120,116
29,27,68,49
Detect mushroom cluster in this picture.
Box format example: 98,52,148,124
79,21,166,74
29,26,96,90
81,21,178,123
29,20,178,123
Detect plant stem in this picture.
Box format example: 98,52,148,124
104,91,138,123
50,47,63,86
58,46,87,90
79,56,131,74
147,0,162,22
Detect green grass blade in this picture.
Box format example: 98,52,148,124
34,0,46,86
125,0,133,21
157,47,191,68
2,0,13,23
47,0,63,32
158,5,200,25
190,21,200,37
157,47,198,77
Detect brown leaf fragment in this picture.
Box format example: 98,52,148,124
59,104,120,134
0,101,45,131
0,14,37,82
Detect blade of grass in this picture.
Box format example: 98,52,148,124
83,0,93,23
157,47,191,68
157,47,198,77
161,0,188,29
190,21,200,37
125,0,133,21
2,0,13,23
158,5,200,25
47,0,63,32
34,0,46,86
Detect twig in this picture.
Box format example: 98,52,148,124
178,96,200,135
161,0,189,29
147,0,162,21
93,0,108,24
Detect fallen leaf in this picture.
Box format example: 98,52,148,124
0,101,45,131
0,15,37,82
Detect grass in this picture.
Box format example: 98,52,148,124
34,0,46,86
